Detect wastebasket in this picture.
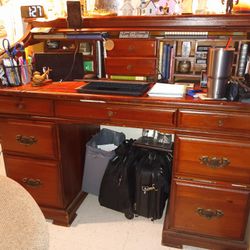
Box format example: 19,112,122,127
82,128,126,196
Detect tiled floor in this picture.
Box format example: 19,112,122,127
0,145,205,250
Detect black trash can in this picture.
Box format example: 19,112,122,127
82,128,125,196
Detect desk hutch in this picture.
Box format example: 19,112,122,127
0,14,250,250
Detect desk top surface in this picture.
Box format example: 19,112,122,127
0,81,250,112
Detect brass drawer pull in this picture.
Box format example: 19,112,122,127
196,208,224,220
16,135,37,146
199,156,230,169
22,178,42,188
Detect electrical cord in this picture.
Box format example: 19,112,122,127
63,43,80,81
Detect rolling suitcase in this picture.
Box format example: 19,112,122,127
135,149,172,220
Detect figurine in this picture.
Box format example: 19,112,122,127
31,68,51,86
120,0,135,16
221,0,239,13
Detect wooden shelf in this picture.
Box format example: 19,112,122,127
27,14,250,32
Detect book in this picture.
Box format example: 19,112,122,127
161,44,172,80
147,83,186,98
161,44,168,80
158,41,164,80
237,43,249,77
110,75,146,81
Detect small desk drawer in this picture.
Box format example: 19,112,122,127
106,39,157,57
105,57,157,76
0,120,57,159
55,100,110,121
175,135,250,185
5,155,63,208
178,109,250,133
0,96,53,116
110,106,177,128
55,100,177,128
170,180,250,240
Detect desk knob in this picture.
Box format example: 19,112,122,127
126,64,132,71
16,103,25,110
107,110,114,117
218,119,224,127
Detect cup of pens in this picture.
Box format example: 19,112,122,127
2,64,31,87
1,38,31,87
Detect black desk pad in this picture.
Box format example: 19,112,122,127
76,81,151,96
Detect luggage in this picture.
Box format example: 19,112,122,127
135,149,172,220
99,139,172,221
98,139,143,219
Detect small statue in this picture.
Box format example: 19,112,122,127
221,0,239,14
31,68,51,86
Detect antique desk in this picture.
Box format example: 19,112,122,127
0,14,250,250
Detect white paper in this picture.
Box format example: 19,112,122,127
97,144,117,151
148,83,186,97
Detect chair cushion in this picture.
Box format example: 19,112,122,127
0,175,49,250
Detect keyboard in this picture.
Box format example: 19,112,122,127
76,81,151,96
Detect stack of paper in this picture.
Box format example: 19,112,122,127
147,83,186,97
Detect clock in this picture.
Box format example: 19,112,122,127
21,5,45,18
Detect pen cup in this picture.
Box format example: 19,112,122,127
3,65,22,86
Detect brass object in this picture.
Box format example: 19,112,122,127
126,64,132,70
104,39,115,51
199,156,230,168
196,208,224,220
16,135,37,146
22,178,42,188
218,119,224,127
178,60,191,73
141,184,158,194
31,68,51,86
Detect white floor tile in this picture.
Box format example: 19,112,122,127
48,194,205,250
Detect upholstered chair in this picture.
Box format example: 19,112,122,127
0,175,49,250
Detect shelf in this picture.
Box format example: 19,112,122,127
28,15,250,32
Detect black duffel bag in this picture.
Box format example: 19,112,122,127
98,139,143,219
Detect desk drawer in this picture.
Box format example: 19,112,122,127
105,58,157,76
106,39,157,57
0,96,53,116
55,100,110,121
5,155,63,208
110,106,177,128
170,180,250,240
178,109,250,133
55,100,177,128
0,120,57,159
175,135,250,185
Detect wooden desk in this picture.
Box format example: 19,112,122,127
0,82,249,249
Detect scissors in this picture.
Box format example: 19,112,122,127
2,38,24,59
2,38,24,85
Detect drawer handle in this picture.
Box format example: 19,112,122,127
196,208,224,220
16,135,37,146
199,156,230,169
22,178,42,188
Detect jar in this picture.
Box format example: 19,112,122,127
178,60,191,73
